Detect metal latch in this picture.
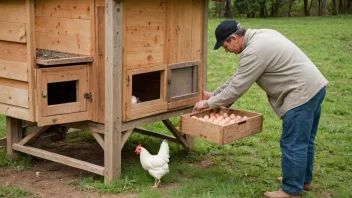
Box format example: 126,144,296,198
84,93,93,102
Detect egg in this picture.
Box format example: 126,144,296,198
242,116,248,120
215,113,220,118
223,113,229,117
225,117,231,122
204,115,209,120
219,111,224,115
236,115,242,120
210,112,215,117
229,120,236,124
230,114,236,119
191,116,198,119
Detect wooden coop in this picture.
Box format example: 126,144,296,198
0,0,209,182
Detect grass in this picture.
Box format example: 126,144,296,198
0,186,33,198
0,15,352,197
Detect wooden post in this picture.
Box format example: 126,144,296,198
6,117,22,157
104,0,123,183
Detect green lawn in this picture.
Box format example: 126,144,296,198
1,15,351,198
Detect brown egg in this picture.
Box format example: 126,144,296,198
219,111,224,115
225,117,231,122
215,113,220,118
230,114,236,119
229,120,236,124
204,115,209,120
191,116,198,119
223,113,229,118
242,116,248,120
236,115,242,120
210,112,215,117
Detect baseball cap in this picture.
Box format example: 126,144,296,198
214,20,238,50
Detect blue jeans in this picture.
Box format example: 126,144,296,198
281,87,326,194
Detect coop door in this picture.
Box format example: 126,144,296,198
123,66,167,121
167,61,201,109
36,65,90,126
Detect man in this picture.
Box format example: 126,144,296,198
193,20,328,198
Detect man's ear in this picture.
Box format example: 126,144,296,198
231,35,238,43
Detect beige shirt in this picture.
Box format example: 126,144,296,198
208,29,328,117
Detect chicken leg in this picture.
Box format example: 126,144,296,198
152,179,161,188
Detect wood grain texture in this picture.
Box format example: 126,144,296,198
0,22,26,43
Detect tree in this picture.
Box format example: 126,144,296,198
304,0,310,15
224,0,234,18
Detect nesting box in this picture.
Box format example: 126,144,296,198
0,0,207,126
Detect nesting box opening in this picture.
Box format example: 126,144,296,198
47,80,77,105
132,71,161,103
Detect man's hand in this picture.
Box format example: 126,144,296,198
203,90,214,100
193,100,209,112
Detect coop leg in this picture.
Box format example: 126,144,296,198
185,135,195,150
6,117,22,157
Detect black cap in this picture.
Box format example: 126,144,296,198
214,20,238,50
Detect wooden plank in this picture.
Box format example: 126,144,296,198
0,41,27,62
134,128,179,144
0,22,26,43
46,102,82,116
130,102,167,120
162,119,189,150
36,56,93,66
97,6,106,123
34,0,91,20
88,0,95,124
168,97,198,110
122,107,193,131
96,0,105,6
90,132,104,150
0,0,26,23
125,0,166,69
37,111,90,127
0,103,29,120
105,0,123,183
0,60,28,82
177,0,193,62
166,0,178,64
35,32,91,55
6,116,22,157
0,83,29,108
13,144,105,176
26,0,36,122
18,126,50,146
120,129,133,150
180,112,223,145
202,0,208,91
0,78,28,89
191,0,203,61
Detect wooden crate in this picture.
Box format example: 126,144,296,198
180,107,263,145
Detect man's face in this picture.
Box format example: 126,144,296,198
222,35,242,54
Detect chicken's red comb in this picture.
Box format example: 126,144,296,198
137,143,142,147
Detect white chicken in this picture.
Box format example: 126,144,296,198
135,140,170,188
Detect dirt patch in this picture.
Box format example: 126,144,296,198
0,141,139,198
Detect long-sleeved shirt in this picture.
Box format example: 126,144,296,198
208,29,328,118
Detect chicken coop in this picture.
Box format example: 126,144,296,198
0,0,209,182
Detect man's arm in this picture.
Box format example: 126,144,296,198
208,53,266,109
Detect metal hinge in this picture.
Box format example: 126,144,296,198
84,93,93,103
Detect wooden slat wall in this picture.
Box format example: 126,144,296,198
125,0,167,69
0,0,30,120
168,0,204,64
0,22,27,43
0,0,26,23
34,0,91,55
